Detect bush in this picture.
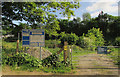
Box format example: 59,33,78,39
114,37,120,46
4,37,18,42
45,40,61,48
86,27,104,46
77,28,104,50
59,32,79,45
107,48,120,65
2,52,42,67
41,54,60,68
41,53,69,69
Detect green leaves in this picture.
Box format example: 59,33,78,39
77,28,104,50
60,32,79,45
42,54,60,68
2,2,80,37
2,52,42,67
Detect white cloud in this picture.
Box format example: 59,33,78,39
91,11,100,17
61,16,77,20
86,2,118,17
81,0,119,2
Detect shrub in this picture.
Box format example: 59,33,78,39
45,40,61,48
114,37,120,46
41,53,69,69
41,54,60,68
77,28,104,50
2,52,42,67
59,32,79,45
86,27,104,46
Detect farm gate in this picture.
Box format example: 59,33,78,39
71,46,120,75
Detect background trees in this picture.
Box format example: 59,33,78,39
82,12,91,21
2,2,120,46
58,12,120,46
2,2,80,37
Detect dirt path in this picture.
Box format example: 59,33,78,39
2,53,119,75
72,53,119,75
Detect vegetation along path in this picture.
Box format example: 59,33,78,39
72,53,119,75
2,53,119,75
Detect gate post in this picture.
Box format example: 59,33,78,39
64,41,68,63
67,45,70,63
71,45,73,69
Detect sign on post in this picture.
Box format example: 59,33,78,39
22,29,45,47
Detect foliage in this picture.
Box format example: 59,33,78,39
2,41,72,73
2,52,42,68
114,37,120,46
86,27,104,46
4,37,18,42
42,54,59,68
59,32,79,45
82,12,91,21
42,53,70,70
1,30,7,35
77,28,104,50
107,48,120,65
58,12,120,46
2,2,80,36
77,35,94,49
45,40,61,48
72,45,84,51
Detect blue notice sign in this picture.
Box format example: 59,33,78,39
22,29,45,47
23,36,30,40
23,41,30,45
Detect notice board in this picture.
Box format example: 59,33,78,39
22,29,45,47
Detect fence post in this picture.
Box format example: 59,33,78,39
64,41,68,63
71,45,73,69
67,45,70,64
16,33,20,54
16,40,19,54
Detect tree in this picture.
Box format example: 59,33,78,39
82,12,91,21
2,2,80,37
73,17,81,23
78,28,104,50
96,12,119,44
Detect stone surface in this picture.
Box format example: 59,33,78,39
26,47,52,60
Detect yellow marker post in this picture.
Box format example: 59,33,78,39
64,46,67,51
64,41,68,63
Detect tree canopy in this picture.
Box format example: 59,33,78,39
82,12,91,21
2,2,80,36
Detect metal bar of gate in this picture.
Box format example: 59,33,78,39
74,64,118,67
72,56,118,57
72,60,114,61
89,46,120,47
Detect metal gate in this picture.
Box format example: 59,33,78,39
71,45,120,75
